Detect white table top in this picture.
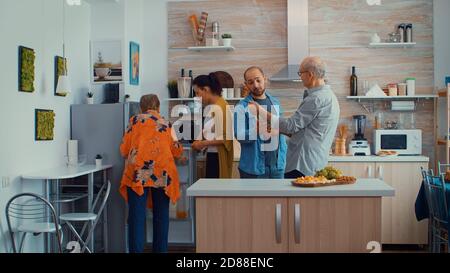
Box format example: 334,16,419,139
187,179,395,197
22,164,113,180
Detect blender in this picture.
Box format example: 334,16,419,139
349,115,371,156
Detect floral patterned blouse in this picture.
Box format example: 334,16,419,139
120,110,183,207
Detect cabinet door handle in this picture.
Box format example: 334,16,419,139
378,165,384,179
367,165,373,178
294,204,301,244
275,203,282,244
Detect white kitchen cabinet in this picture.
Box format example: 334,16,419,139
329,160,429,245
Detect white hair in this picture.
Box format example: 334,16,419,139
301,57,327,79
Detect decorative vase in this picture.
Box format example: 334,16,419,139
222,38,232,47
86,97,94,104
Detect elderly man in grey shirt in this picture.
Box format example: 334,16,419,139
251,57,340,178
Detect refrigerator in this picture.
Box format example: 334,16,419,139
71,103,197,252
71,102,140,253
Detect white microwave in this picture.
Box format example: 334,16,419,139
373,129,422,155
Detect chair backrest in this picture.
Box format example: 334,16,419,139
5,193,62,253
423,173,449,225
437,161,450,176
90,181,111,216
80,181,111,253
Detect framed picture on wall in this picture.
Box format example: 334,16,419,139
54,56,68,97
35,109,55,141
18,46,36,93
90,40,123,83
130,41,140,86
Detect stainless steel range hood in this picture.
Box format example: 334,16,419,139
270,0,309,82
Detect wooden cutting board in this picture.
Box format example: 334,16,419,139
214,71,234,88
291,180,356,188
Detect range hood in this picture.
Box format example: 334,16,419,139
270,0,309,82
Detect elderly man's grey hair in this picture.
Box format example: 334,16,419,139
301,57,327,79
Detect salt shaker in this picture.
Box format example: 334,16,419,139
406,23,413,43
397,24,406,43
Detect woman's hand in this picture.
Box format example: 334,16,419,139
192,140,206,151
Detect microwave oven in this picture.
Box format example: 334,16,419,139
373,129,422,155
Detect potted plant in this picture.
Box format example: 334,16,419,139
222,34,232,47
167,80,178,98
124,94,130,102
95,154,103,168
86,92,94,104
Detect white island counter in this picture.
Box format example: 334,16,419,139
188,179,394,253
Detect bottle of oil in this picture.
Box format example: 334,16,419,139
350,66,358,96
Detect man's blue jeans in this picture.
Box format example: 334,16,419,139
239,166,285,179
127,187,169,253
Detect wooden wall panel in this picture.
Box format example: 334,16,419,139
168,0,435,165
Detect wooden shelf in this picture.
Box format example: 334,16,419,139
347,95,437,101
369,42,417,48
187,46,235,52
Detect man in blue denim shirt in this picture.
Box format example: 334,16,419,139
234,67,287,178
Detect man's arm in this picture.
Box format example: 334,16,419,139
279,98,321,135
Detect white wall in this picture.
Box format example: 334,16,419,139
89,0,125,104
434,0,450,89
124,0,144,101
0,0,91,253
142,0,200,117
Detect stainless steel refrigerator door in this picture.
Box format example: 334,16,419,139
71,103,129,253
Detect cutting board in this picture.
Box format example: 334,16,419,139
291,180,356,188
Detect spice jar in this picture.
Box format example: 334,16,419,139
398,83,407,96
388,83,398,96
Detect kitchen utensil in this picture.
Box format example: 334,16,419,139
213,71,234,88
177,77,192,98
197,12,208,43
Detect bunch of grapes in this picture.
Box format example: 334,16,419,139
315,166,343,180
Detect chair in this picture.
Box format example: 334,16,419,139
59,181,111,253
438,161,450,176
423,173,449,253
5,193,63,253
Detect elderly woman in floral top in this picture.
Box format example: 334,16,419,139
120,94,183,253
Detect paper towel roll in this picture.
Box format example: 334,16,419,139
68,140,78,166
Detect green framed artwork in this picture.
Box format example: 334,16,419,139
35,109,55,141
54,56,67,97
18,46,35,92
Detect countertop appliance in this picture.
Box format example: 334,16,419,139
349,115,371,156
373,129,422,155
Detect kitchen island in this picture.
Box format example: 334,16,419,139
187,179,394,253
